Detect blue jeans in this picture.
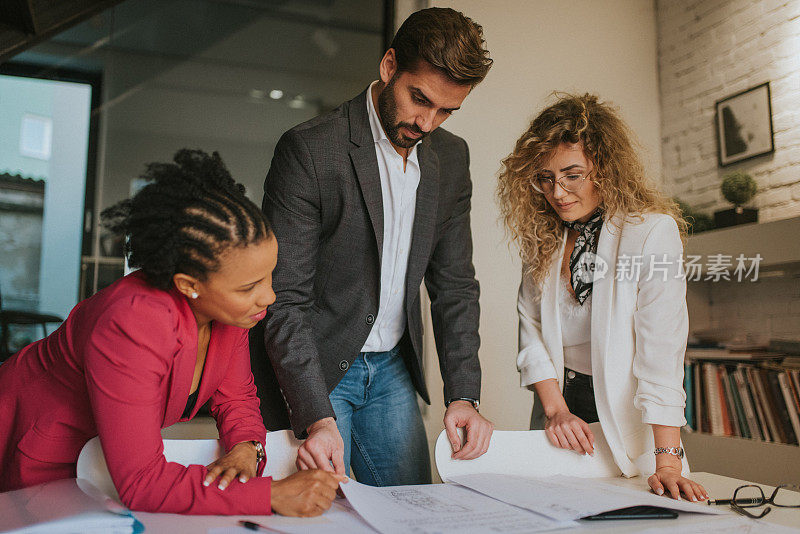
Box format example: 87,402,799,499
329,346,431,486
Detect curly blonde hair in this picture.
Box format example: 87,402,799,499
497,93,686,285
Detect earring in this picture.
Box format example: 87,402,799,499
191,292,199,299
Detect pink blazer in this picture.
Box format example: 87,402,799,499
0,271,272,515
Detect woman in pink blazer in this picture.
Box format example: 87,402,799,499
0,150,343,516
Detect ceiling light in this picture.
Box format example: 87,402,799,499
288,96,306,109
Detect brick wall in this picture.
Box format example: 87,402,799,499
688,266,800,342
657,0,800,221
658,0,800,342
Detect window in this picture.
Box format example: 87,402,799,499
7,0,390,301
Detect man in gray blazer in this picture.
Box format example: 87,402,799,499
251,7,494,486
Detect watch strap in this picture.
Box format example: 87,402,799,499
251,441,265,463
654,446,684,458
445,397,480,410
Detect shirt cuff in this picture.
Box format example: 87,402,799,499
518,360,558,388
637,400,687,428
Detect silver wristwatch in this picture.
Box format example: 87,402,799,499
251,441,265,463
654,446,684,459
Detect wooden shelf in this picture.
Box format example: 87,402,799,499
685,215,800,271
81,256,124,265
682,430,800,486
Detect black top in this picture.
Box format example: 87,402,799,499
183,388,199,419
184,344,208,419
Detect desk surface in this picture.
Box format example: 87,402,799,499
134,472,799,534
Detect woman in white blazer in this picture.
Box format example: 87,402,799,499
497,94,708,502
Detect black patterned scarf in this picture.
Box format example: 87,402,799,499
563,209,604,305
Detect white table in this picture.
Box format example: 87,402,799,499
133,472,799,533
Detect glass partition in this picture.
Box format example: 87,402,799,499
1,0,388,350
6,0,388,305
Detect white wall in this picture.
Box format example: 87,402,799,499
419,0,663,463
657,0,800,221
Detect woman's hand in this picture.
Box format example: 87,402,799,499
203,441,259,490
545,409,595,455
648,465,709,501
271,470,348,517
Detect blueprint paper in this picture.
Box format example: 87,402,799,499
637,515,800,533
450,473,726,522
339,480,574,534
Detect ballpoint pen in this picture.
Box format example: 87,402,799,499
238,519,288,533
707,497,763,506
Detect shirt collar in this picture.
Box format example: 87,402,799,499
366,81,421,163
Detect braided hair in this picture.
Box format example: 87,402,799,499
101,149,272,290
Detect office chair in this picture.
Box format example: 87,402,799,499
434,424,691,482
77,430,303,502
0,284,62,361
434,424,622,483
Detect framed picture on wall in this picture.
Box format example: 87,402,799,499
715,82,774,166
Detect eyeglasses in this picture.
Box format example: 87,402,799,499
708,484,800,519
530,172,590,194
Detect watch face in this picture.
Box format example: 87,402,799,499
253,441,265,461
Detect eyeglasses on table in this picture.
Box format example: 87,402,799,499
707,484,800,519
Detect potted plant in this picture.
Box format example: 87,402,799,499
714,172,758,228
675,198,714,234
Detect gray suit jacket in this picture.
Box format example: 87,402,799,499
250,88,481,437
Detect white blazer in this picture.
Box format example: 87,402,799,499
517,212,688,477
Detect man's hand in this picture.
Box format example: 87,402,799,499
271,470,348,517
296,417,345,475
203,441,259,490
443,401,494,460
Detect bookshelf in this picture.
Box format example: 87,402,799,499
682,217,800,484
685,215,800,269
682,356,800,485
681,430,800,486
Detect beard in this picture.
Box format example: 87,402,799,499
377,77,428,149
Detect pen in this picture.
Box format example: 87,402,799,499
707,497,762,506
238,519,288,533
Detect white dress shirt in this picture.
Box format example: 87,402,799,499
361,81,421,352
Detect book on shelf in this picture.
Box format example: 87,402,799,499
702,363,724,436
732,366,760,440
684,355,800,446
716,365,734,436
683,362,694,430
778,372,800,442
762,365,797,444
756,367,785,443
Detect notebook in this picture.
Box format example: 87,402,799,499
0,478,141,533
